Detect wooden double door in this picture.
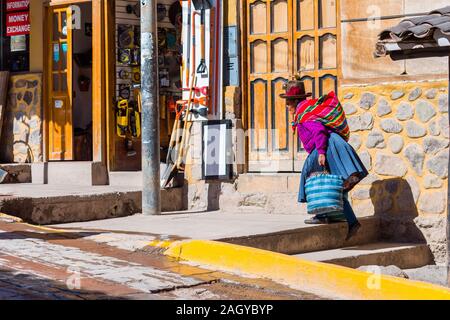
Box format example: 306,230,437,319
246,0,338,172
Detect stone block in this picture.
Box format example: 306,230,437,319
425,89,438,99
396,102,414,121
366,130,385,149
348,113,374,132
237,175,288,193
426,149,449,178
423,137,449,155
408,88,422,101
416,100,436,123
349,134,362,150
406,121,427,138
377,98,392,117
380,118,403,133
438,94,448,113
359,92,376,110
343,102,357,115
424,174,443,189
418,191,446,214
391,90,405,100
388,135,404,154
374,154,407,177
404,143,425,176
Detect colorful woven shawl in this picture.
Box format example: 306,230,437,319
291,91,350,142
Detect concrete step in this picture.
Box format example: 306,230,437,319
0,184,187,225
109,171,142,186
109,167,184,187
32,162,108,186
236,173,300,194
219,216,380,255
0,164,31,184
292,242,433,269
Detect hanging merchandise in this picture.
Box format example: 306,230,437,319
128,101,141,139
134,26,141,47
192,0,212,77
167,95,176,113
119,84,131,100
166,29,177,51
158,28,167,53
126,3,140,18
160,69,170,88
119,69,130,80
169,1,183,28
160,95,167,120
125,138,137,157
131,48,140,65
116,99,129,138
132,67,141,84
118,48,132,65
157,4,167,22
118,25,134,49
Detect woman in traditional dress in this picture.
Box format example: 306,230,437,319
281,80,368,240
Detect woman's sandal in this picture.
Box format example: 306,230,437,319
304,217,330,225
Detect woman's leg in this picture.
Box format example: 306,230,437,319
343,192,358,227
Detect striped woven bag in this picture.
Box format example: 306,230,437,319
305,172,344,215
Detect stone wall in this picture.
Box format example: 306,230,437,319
341,80,449,264
0,73,43,163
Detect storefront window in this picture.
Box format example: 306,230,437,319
0,0,30,72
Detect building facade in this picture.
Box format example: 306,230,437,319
0,0,448,262
216,0,449,263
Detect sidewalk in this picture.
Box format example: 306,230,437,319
50,211,314,240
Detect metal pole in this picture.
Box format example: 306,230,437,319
141,0,161,215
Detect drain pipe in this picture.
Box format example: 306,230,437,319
141,0,161,215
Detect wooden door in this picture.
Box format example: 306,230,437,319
247,0,294,172
48,6,73,161
292,0,338,171
246,0,339,172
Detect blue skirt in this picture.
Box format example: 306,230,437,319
298,133,368,203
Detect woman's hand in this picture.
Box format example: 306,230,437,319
318,154,326,167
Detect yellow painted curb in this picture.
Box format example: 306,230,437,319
147,239,174,249
0,213,23,223
164,240,450,300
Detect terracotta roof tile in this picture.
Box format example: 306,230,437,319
376,6,450,57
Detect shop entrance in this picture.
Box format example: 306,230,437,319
47,2,93,161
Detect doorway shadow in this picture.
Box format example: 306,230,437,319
369,178,427,244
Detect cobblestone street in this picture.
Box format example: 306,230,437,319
0,217,323,300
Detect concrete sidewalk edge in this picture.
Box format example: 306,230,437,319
163,240,450,300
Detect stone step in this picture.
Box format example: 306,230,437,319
292,242,433,269
32,162,109,186
219,216,380,255
109,165,183,187
109,171,143,187
0,164,31,184
0,184,186,225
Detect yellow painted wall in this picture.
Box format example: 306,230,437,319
29,0,44,72
224,0,238,27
